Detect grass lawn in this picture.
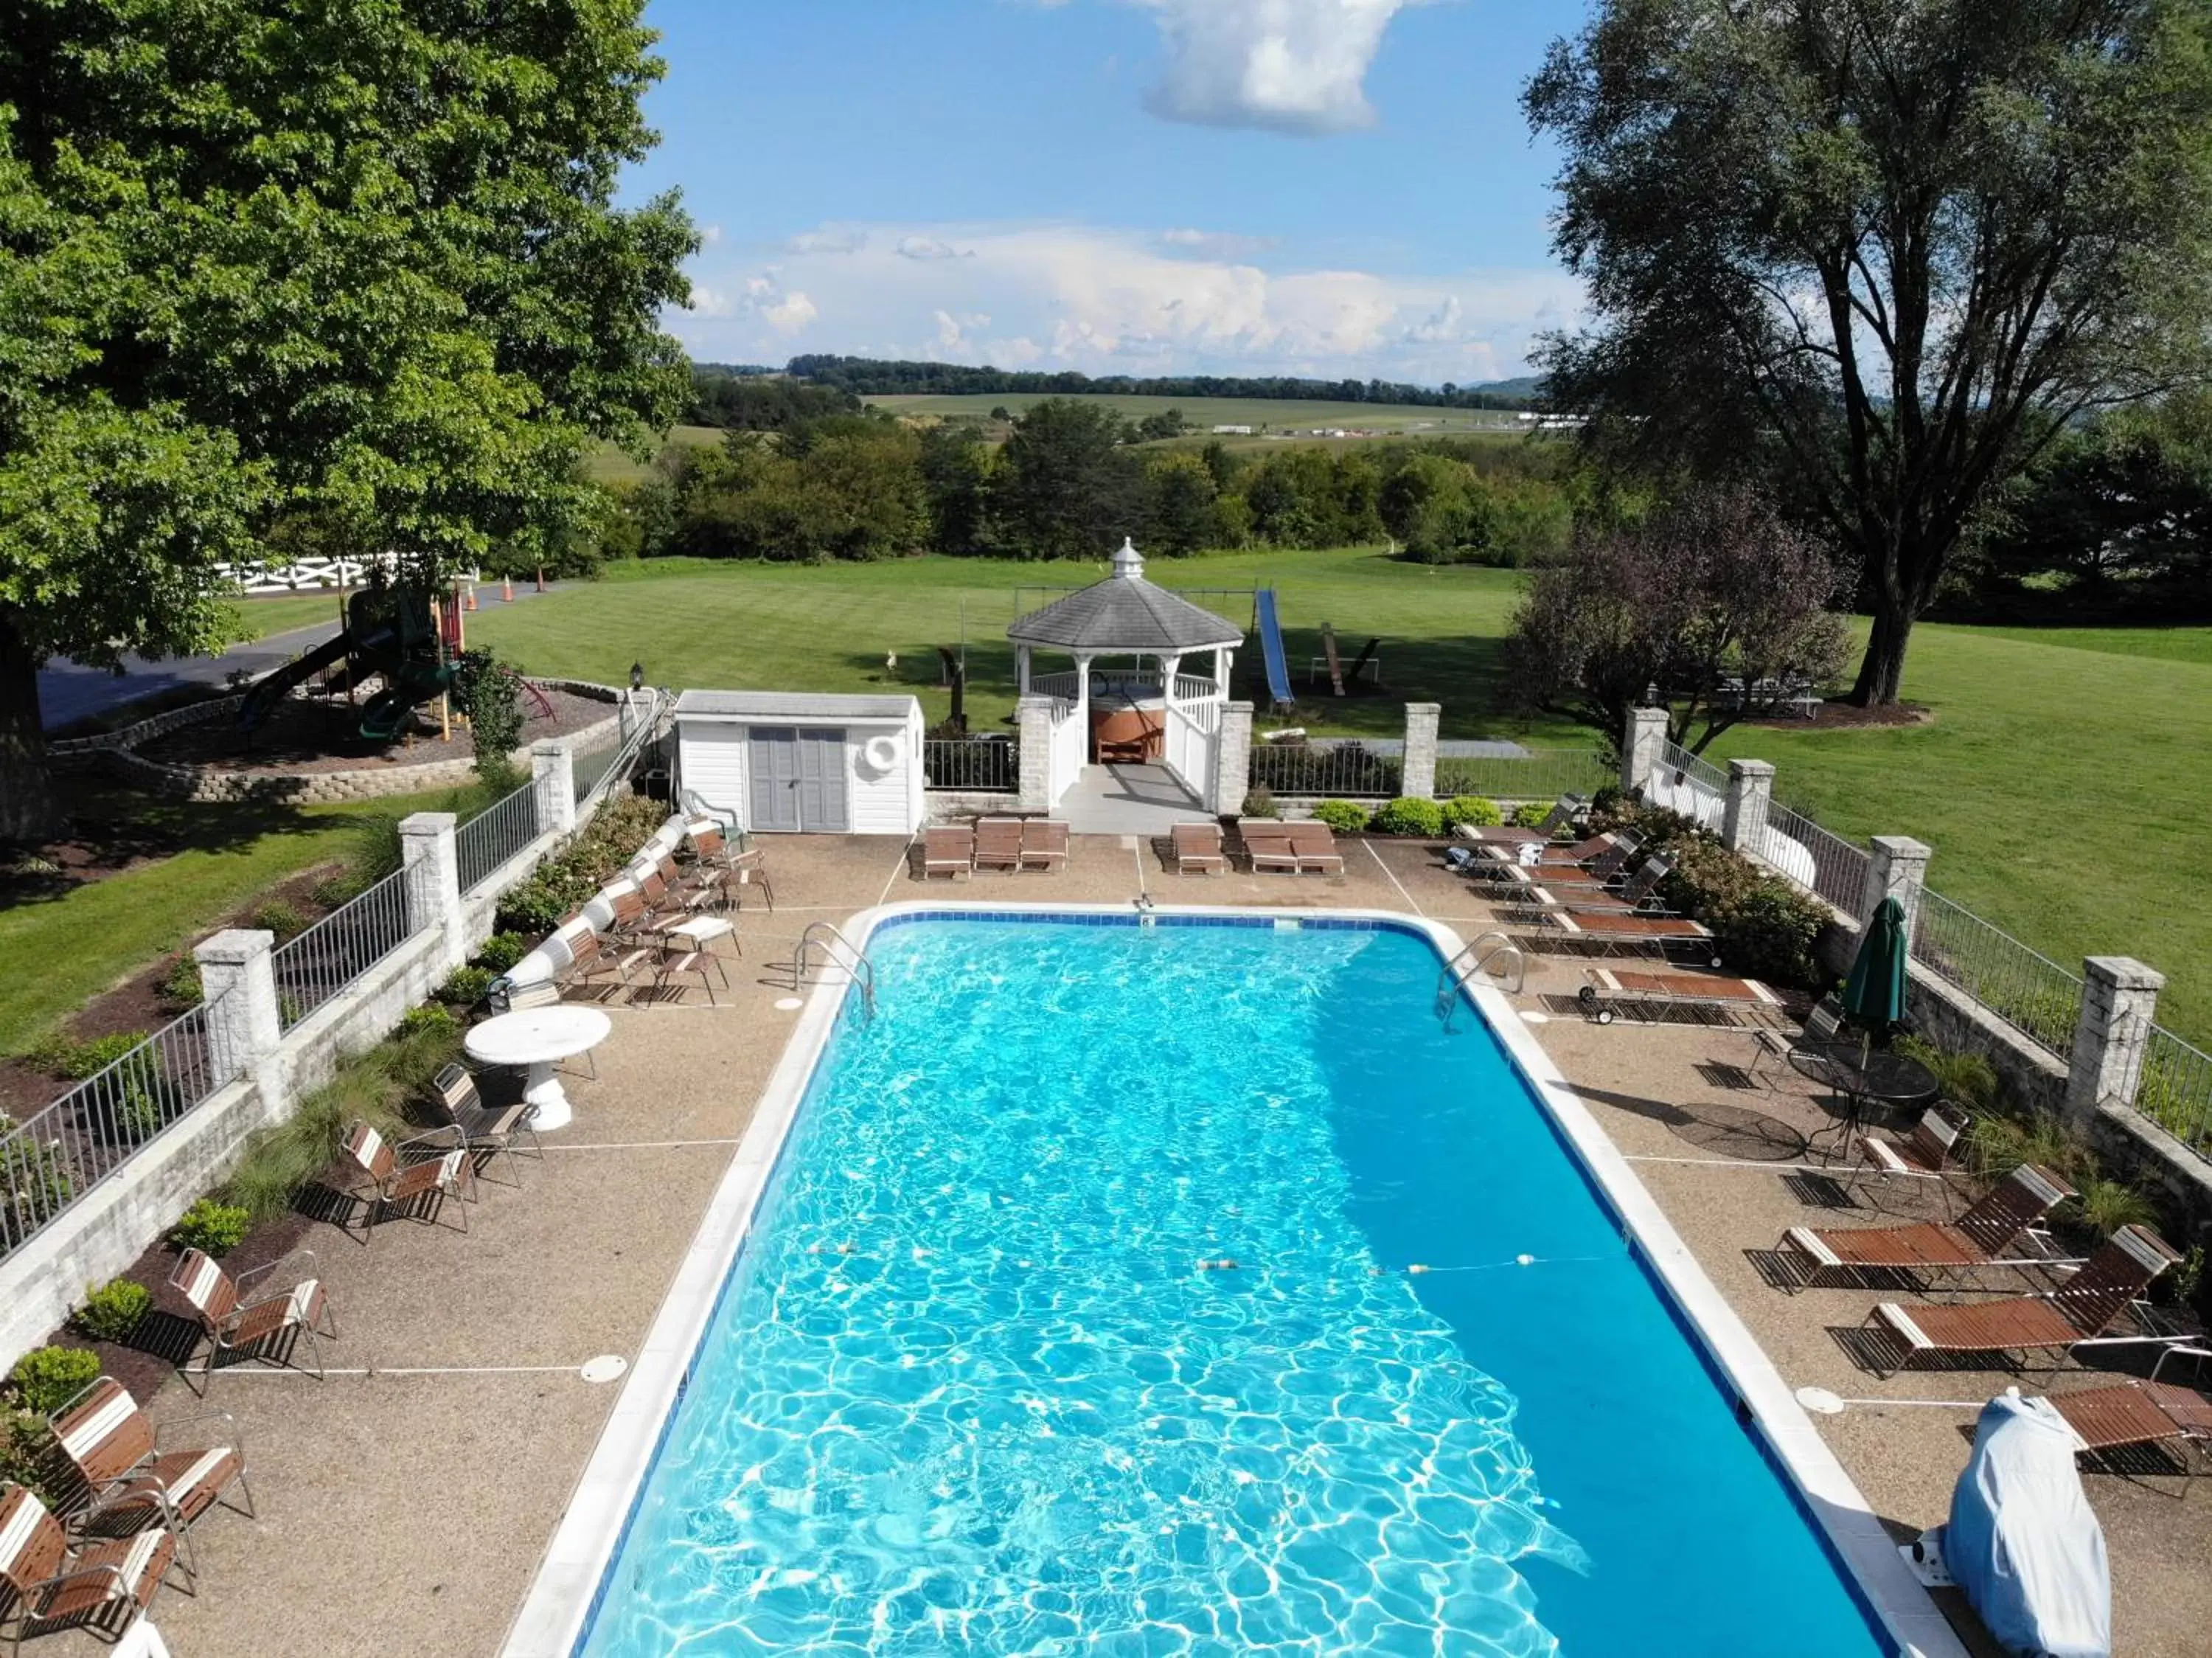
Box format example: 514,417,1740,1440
582,423,725,486
0,783,484,1056
226,592,349,640
468,554,2212,1045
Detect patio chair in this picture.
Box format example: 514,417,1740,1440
1237,820,1300,875
1857,1106,1969,1186
1552,856,1677,915
2045,1350,2212,1476
1455,795,1586,845
1019,819,1069,873
635,870,739,961
0,1482,175,1657
168,1246,337,1386
1284,822,1344,876
1748,996,1843,1082
341,1121,473,1244
1863,1224,2182,1376
1537,909,1719,963
1777,1164,2075,1288
687,825,773,909
974,817,1025,873
1517,839,1644,893
46,1377,249,1570
922,825,974,879
645,934,730,1005
429,1063,546,1187
1576,967,1781,1024
1171,822,1227,875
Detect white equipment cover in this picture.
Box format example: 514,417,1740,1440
1941,1392,2110,1658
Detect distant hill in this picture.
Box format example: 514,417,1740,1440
773,355,1545,412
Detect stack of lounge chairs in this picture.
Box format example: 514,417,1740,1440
1238,819,1343,876
919,818,1070,878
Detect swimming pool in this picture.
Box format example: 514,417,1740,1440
539,910,1944,1657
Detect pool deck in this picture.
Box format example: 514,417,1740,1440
67,831,2209,1658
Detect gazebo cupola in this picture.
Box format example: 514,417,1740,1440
1006,538,1243,765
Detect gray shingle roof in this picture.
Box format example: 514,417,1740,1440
1007,575,1244,653
675,690,917,721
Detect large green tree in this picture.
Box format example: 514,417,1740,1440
0,0,693,839
1526,0,2212,704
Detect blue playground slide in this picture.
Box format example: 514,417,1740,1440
1253,588,1296,712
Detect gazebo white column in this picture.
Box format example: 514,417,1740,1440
1016,644,1032,696
1213,646,1232,700
1072,651,1094,765
1160,652,1183,735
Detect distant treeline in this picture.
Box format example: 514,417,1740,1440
779,355,1545,411
687,372,860,431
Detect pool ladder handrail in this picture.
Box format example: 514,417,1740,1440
1434,932,1525,1030
793,921,877,1019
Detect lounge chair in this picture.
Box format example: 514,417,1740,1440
1019,819,1069,872
1576,967,1779,1024
1171,822,1227,875
2046,1353,2212,1475
429,1063,546,1187
1545,856,1676,915
1858,1106,1969,1184
487,974,562,1014
1748,996,1843,1082
645,932,729,1005
0,1482,175,1655
1537,909,1718,962
922,825,974,879
973,817,1024,873
1237,820,1301,875
1864,1224,2183,1376
169,1246,337,1385
686,823,773,908
46,1377,249,1569
1284,821,1344,876
1777,1164,2075,1287
341,1121,473,1244
1455,795,1586,845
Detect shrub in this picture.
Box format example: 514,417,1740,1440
249,901,310,942
439,965,494,1007
1368,797,1446,837
475,932,531,973
1439,796,1503,830
223,1050,409,1224
1651,833,1829,989
2078,1176,2159,1238
1894,1037,1999,1114
6,1347,99,1415
0,1139,74,1252
157,957,204,1008
170,1197,251,1258
1239,786,1279,819
398,1005,460,1043
72,1280,151,1344
378,1013,465,1095
1310,799,1371,834
1511,801,1554,829
27,1031,151,1081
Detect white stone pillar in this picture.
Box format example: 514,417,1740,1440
1721,759,1775,857
1859,835,1931,934
1402,703,1441,801
400,811,467,969
195,929,282,1086
532,739,576,837
1622,706,1669,797
1214,700,1253,816
2065,957,2166,1128
1016,644,1032,696
1072,652,1093,769
1015,696,1054,814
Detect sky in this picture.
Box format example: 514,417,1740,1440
630,0,1593,387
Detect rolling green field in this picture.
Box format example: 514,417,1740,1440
583,422,725,486
863,391,1524,435
464,551,2212,1045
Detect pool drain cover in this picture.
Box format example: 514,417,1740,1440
580,1355,629,1385
775,996,804,1011
1795,1386,1845,1415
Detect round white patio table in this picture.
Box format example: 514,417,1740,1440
463,1007,611,1133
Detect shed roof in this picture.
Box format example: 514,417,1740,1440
674,690,919,722
1006,538,1244,654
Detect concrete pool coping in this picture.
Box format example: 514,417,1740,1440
501,901,1968,1658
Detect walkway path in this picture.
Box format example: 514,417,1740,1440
1054,762,1214,834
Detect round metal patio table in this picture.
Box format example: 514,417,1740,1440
1787,1041,1939,1166
463,1006,611,1133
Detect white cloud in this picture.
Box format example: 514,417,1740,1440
698,223,723,246
787,227,866,255
897,235,974,261
672,221,1573,379
1159,227,1281,260
1131,0,1416,135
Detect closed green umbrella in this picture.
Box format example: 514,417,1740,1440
1842,894,1910,1044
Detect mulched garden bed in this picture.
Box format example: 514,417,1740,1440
138,684,612,773
1743,698,1933,730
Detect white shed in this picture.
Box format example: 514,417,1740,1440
674,690,925,836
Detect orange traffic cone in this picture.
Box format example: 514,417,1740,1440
465,586,477,612
502,575,513,602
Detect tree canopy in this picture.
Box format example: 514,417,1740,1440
1526,0,2212,704
0,0,694,838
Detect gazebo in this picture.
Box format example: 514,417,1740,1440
1007,538,1243,769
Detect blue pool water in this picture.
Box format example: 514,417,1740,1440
580,918,1892,1657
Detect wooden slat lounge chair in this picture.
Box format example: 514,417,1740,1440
1019,819,1069,872
342,1122,473,1244
1864,1224,2183,1376
0,1482,175,1655
169,1246,337,1385
1171,822,1227,875
430,1063,546,1187
1778,1165,2075,1287
922,825,974,879
1456,795,1585,845
1576,967,1778,1024
1540,909,1718,962
1551,856,1677,915
1237,820,1300,875
686,822,773,909
2047,1362,2212,1475
647,934,730,1005
1859,1107,1968,1184
974,817,1025,873
1284,822,1344,876
46,1378,249,1571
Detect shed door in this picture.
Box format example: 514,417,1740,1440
796,728,849,831
748,727,801,832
